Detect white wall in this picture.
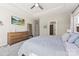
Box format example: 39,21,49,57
0,6,33,46
39,13,70,36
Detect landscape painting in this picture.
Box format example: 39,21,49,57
11,16,25,26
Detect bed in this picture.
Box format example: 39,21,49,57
65,41,79,56
18,36,68,56
18,32,79,56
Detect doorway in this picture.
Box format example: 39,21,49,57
34,20,40,36
27,24,32,35
49,22,56,35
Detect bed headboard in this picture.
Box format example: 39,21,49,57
8,31,30,45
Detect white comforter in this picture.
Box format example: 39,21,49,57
18,36,68,56
65,42,79,56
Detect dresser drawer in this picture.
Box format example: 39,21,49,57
8,31,30,45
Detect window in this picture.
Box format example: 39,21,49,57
77,16,79,24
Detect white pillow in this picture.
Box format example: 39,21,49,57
62,32,71,42
68,33,79,43
74,38,79,48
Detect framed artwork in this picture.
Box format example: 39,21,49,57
0,21,3,25
11,16,25,26
43,25,47,29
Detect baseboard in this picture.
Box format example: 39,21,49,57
0,43,8,47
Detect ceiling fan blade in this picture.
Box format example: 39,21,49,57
30,4,35,9
38,4,44,10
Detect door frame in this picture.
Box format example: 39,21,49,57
27,23,33,35
48,20,57,35
33,19,40,36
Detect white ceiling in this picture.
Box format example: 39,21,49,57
0,3,78,17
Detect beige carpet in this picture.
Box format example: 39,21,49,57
0,41,24,56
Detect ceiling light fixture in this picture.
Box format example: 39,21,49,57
30,3,44,10
35,3,39,7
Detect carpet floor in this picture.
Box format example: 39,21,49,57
0,41,24,56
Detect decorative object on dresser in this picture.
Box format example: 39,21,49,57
8,31,30,45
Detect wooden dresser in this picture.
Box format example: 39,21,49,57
8,31,30,45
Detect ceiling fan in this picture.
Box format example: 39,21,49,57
30,3,44,10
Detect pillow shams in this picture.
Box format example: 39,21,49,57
68,33,79,43
74,38,79,48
